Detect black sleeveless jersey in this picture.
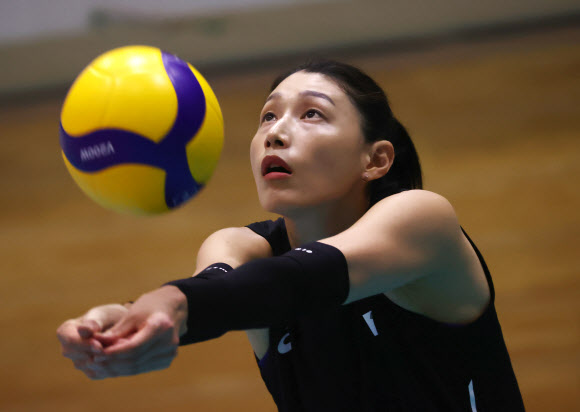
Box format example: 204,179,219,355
247,218,525,412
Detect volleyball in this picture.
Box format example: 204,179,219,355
59,45,224,215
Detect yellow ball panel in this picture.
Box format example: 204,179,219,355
189,64,224,124
62,45,177,142
186,65,224,184
62,153,170,215
93,45,161,77
61,66,114,136
105,70,177,142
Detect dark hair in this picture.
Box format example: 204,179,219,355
270,60,422,207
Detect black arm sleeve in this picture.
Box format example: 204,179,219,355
165,242,349,345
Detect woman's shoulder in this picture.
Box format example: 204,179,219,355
209,225,274,255
376,189,454,212
209,225,274,244
367,189,459,237
194,225,273,272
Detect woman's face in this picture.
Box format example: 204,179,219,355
250,71,369,215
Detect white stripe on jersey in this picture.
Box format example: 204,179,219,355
469,379,478,412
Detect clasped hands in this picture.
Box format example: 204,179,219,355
56,286,188,380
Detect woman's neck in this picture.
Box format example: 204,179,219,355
283,191,368,248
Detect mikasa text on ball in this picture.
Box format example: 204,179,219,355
59,45,224,215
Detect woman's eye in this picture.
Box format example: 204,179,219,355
262,112,275,122
304,109,321,119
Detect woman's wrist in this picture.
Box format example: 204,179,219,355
157,285,189,338
164,263,233,345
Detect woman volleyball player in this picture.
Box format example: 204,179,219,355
57,60,525,411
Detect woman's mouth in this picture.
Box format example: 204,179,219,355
261,155,293,180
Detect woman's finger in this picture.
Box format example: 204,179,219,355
93,314,139,347
98,312,177,361
83,304,128,332
58,321,103,360
92,348,178,378
95,344,177,376
56,320,82,346
77,319,102,339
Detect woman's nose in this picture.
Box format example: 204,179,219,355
265,135,287,148
265,118,290,148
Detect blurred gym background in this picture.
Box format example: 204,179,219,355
0,1,578,410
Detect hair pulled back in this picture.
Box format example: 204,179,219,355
270,60,422,207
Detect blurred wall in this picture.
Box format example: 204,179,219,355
0,0,309,43
0,0,578,97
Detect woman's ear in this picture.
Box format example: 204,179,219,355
362,140,394,181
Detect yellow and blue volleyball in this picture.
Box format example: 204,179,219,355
59,45,224,215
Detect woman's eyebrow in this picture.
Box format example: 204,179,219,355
264,90,335,106
265,92,281,103
300,90,335,106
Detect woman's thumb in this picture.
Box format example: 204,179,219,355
77,319,101,339
95,316,135,345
